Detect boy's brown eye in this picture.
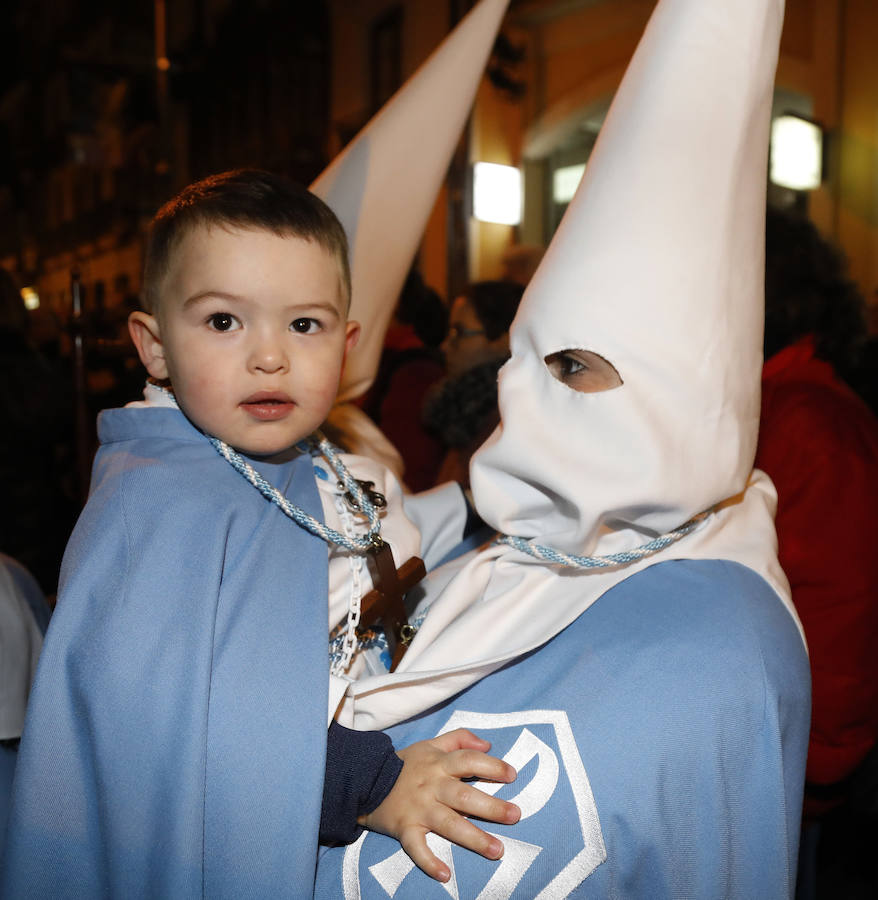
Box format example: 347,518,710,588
208,313,238,332
291,318,320,334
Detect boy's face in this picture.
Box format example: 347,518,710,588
130,224,359,456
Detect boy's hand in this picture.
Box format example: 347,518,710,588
357,728,520,884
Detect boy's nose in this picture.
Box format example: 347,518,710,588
248,334,289,374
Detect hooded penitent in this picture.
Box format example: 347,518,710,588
335,0,803,733
312,0,510,404
471,0,775,555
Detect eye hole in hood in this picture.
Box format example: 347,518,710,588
544,349,623,393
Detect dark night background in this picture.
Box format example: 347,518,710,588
0,1,338,592
0,0,333,271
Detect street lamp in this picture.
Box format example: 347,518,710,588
770,114,823,191
472,162,522,225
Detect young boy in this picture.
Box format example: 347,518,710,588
2,170,518,897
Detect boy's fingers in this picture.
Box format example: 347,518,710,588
399,829,451,884
438,781,521,826
444,749,517,783
427,810,505,861
430,728,490,753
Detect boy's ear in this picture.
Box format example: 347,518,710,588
128,311,169,381
343,321,361,365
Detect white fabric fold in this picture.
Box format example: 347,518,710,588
312,0,511,402
339,471,798,731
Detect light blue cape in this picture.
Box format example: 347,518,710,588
2,407,329,898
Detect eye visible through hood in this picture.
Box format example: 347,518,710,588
544,349,622,393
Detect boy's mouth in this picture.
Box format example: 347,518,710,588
241,391,295,421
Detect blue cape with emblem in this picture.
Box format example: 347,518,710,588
315,559,810,899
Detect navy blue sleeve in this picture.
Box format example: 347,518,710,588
320,721,404,845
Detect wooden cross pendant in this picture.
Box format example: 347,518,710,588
358,538,426,672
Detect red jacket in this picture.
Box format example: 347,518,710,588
755,336,878,792
364,323,445,492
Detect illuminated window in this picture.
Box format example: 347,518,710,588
473,162,522,225
553,163,586,205
21,286,40,310
770,115,823,191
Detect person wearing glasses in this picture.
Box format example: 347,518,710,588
424,280,524,490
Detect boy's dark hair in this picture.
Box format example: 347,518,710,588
143,169,351,312
463,280,525,342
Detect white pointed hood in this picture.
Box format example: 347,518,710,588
335,0,803,733
312,0,510,403
471,0,781,556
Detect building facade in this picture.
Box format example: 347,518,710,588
329,0,878,314
0,0,330,321
2,0,876,322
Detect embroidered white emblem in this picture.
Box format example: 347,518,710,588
341,710,606,899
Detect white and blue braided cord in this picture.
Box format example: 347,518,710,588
495,509,712,569
153,380,386,669
208,431,381,554
153,383,379,554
